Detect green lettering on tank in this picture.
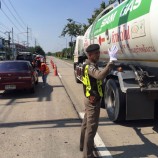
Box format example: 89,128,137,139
92,0,152,36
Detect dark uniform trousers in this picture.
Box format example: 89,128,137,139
80,97,101,158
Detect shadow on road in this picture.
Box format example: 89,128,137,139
0,82,64,105
0,118,81,129
97,118,158,158
101,126,158,158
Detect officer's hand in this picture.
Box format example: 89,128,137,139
108,45,118,62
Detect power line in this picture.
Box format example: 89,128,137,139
0,30,5,34
0,22,10,39
0,0,27,43
2,0,26,31
0,26,8,36
0,0,37,47
0,30,7,39
1,8,22,32
0,21,10,30
7,0,27,28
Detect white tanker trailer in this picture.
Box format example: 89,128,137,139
74,0,158,122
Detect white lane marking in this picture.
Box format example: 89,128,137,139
79,112,113,158
58,73,62,78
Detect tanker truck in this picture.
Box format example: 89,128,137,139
74,0,158,122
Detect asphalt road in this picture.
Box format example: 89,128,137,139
0,56,158,158
52,57,158,158
0,58,83,158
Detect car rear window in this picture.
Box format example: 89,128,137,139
17,55,33,61
0,62,29,72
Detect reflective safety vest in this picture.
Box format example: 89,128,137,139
41,63,50,74
82,65,103,97
45,65,50,74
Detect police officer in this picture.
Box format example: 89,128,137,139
80,44,118,158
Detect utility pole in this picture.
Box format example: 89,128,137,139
5,31,11,59
27,26,28,47
7,32,11,43
11,27,15,59
11,28,14,44
35,38,37,47
8,32,11,59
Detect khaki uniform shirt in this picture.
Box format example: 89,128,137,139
85,59,114,80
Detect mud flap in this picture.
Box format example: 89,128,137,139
126,89,155,120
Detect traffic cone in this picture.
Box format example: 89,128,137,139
52,61,54,69
50,60,52,66
54,64,58,76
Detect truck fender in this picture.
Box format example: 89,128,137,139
109,70,140,93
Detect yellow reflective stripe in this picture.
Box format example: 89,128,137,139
97,80,103,97
82,65,89,85
82,76,86,85
82,64,103,97
85,65,90,97
82,65,91,97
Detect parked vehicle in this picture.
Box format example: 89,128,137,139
0,51,6,61
16,52,34,64
74,0,158,122
0,60,38,93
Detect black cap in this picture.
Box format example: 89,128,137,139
86,44,100,53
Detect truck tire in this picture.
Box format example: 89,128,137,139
104,79,126,122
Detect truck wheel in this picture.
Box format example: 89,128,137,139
104,79,126,122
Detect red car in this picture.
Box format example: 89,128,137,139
0,60,38,93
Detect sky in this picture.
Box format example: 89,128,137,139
0,0,109,53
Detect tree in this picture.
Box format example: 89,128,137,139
87,1,107,27
60,0,117,58
34,46,45,56
61,21,84,38
26,46,45,56
26,46,35,53
61,0,117,38
61,19,85,59
109,0,117,4
47,52,52,56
